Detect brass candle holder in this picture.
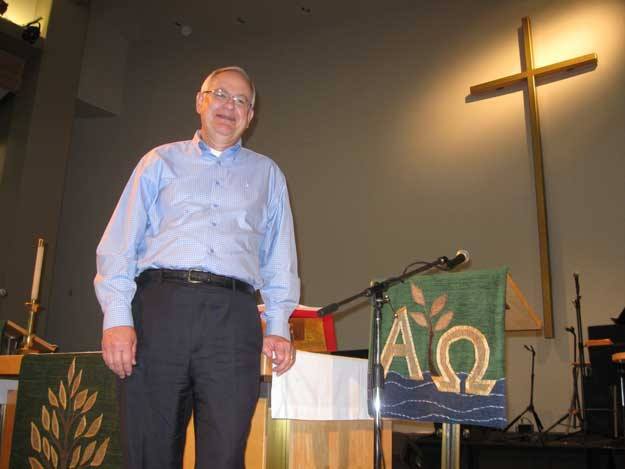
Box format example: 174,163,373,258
18,300,42,354
18,238,46,355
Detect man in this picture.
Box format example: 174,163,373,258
94,66,299,469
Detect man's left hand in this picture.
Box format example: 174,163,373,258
262,335,295,376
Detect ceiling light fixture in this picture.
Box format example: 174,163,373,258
174,21,192,37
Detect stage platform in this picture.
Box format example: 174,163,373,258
392,429,625,469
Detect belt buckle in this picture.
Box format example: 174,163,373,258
187,269,205,284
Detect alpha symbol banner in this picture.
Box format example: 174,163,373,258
378,267,508,428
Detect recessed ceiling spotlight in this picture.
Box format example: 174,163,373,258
174,21,193,37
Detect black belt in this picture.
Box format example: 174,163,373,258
139,269,256,296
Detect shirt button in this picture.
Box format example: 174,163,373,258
209,248,215,254
211,221,217,227
212,203,219,208
215,181,220,186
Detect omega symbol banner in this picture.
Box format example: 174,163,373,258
378,267,508,428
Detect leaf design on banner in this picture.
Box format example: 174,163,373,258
30,422,41,452
430,294,447,317
50,446,58,468
80,441,97,465
67,358,76,387
41,406,50,431
73,389,88,411
90,437,110,466
48,388,59,408
434,311,454,331
69,446,81,468
410,312,428,328
51,410,59,439
42,437,50,460
75,416,87,438
59,382,67,409
411,283,425,306
84,415,103,438
82,392,98,414
71,369,83,398
28,457,44,469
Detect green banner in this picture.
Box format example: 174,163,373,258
377,267,508,428
9,353,121,469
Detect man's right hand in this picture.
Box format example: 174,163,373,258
102,326,137,379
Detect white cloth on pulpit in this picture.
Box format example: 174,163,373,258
271,351,371,420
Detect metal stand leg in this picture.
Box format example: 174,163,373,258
371,288,387,469
441,423,461,469
619,365,625,444
545,328,583,434
611,353,625,446
505,346,543,433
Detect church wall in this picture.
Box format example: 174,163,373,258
49,0,625,425
0,0,89,332
76,1,129,116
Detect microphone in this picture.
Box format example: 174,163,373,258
446,249,470,269
317,303,339,317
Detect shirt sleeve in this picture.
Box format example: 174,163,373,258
259,172,300,339
94,155,158,330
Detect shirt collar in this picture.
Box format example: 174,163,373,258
193,131,242,161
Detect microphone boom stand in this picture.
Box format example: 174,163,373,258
573,273,589,435
544,327,583,434
504,345,544,433
318,255,452,469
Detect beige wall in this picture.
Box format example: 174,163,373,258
42,0,625,425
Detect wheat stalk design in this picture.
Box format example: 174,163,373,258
29,358,110,468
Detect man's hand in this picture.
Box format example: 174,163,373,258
262,335,295,376
102,326,137,379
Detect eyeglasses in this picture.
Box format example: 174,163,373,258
203,88,251,109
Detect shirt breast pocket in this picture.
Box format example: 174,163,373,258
230,176,266,231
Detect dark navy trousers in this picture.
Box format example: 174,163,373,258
118,273,262,469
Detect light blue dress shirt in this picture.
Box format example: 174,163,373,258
94,132,300,339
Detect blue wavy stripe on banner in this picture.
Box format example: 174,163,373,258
381,371,508,428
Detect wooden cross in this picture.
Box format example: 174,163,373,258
469,17,597,338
